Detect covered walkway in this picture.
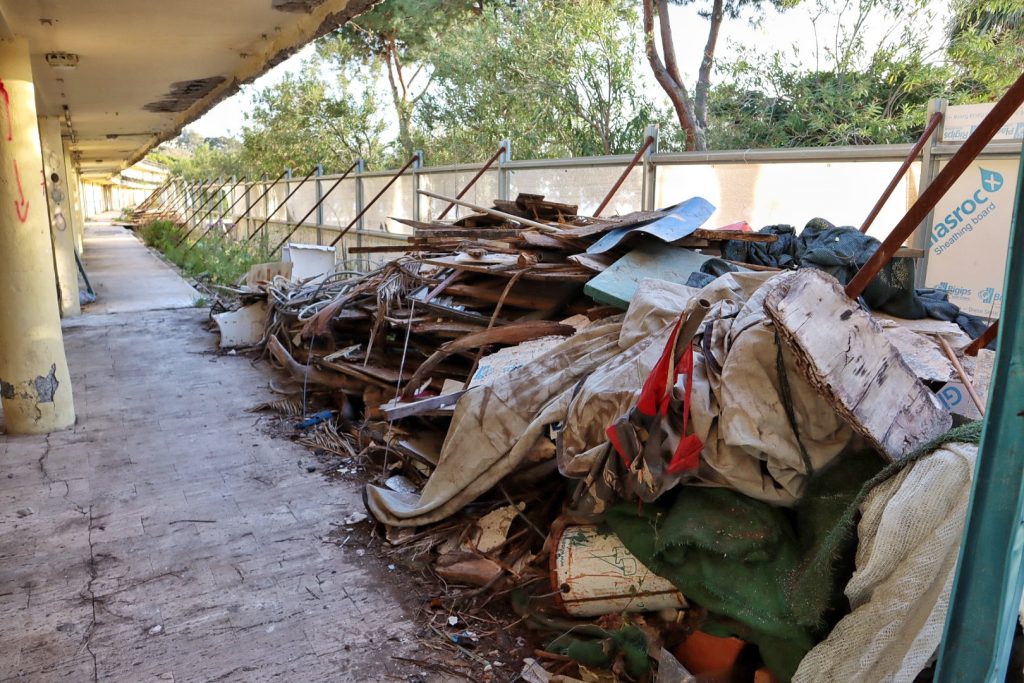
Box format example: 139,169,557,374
0,221,418,681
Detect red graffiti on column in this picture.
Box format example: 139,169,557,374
0,80,11,142
12,159,29,222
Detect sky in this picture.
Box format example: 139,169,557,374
184,2,949,140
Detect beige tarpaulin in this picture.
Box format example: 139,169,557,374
793,442,977,682
367,272,859,526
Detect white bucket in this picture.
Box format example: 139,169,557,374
551,525,687,617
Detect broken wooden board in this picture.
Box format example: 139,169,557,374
763,269,951,461
880,326,955,382
583,242,713,309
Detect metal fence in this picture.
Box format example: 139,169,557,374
156,99,1022,306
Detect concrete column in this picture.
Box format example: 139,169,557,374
0,38,75,433
62,140,85,253
38,116,80,317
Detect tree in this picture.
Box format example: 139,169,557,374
947,0,1024,101
699,0,960,149
643,0,796,151
317,0,482,158
239,58,387,174
417,0,655,162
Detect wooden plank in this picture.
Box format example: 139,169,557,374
763,268,951,461
414,227,524,239
691,229,777,242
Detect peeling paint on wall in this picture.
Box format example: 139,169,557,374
34,364,59,403
0,364,61,403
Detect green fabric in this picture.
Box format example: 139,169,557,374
547,626,650,678
603,422,984,681
605,452,884,681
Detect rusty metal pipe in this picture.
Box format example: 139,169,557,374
937,335,986,416
436,145,506,220
593,135,654,217
182,177,227,230
245,165,319,245
329,153,420,247
860,111,943,234
846,71,1024,300
190,176,246,235
271,160,359,255
184,176,266,253
965,320,999,356
161,180,200,220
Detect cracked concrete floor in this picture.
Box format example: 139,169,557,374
0,222,422,682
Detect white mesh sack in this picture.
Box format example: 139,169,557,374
793,441,977,683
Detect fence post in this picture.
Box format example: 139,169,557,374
412,150,424,222
913,97,947,287
315,164,324,245
355,158,365,268
498,138,511,202
643,124,659,212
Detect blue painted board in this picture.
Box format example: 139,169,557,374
586,197,715,254
583,241,713,309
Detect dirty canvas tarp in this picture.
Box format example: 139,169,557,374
367,271,860,526
561,271,857,509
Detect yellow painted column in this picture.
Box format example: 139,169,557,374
38,116,80,317
62,140,84,254
0,38,75,433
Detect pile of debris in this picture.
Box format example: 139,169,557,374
213,190,996,683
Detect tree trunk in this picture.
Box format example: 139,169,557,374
382,38,415,157
694,0,723,131
643,0,704,151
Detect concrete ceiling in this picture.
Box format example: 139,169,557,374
0,0,377,180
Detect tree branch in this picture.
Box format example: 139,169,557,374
694,0,724,130
643,0,701,150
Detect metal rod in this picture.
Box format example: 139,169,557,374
859,111,943,233
245,165,318,245
178,176,246,246
436,145,506,220
230,169,289,238
937,335,986,416
416,189,561,234
180,177,227,234
846,71,1024,300
184,176,263,253
164,180,204,221
271,161,359,255
593,135,655,218
329,154,420,247
147,181,179,215
175,177,238,247
594,135,655,217
141,178,173,209
137,179,172,212
965,320,999,356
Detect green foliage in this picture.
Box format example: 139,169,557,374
140,220,268,286
947,0,1024,100
417,0,654,161
240,59,389,174
703,0,959,149
318,0,482,156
